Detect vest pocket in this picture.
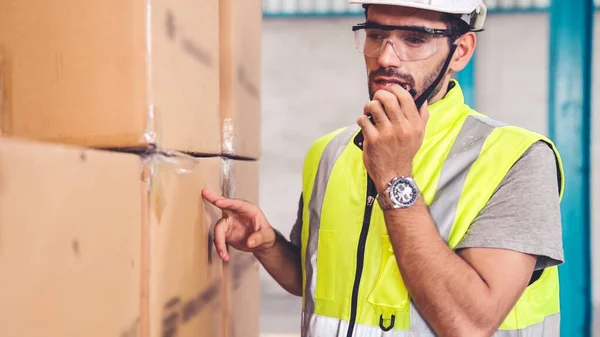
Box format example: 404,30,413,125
367,235,410,322
315,229,336,301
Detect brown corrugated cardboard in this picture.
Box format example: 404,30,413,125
146,155,224,337
0,0,220,155
0,137,141,337
220,0,263,159
222,159,261,337
226,249,261,337
0,137,225,337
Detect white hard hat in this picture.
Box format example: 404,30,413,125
349,0,487,31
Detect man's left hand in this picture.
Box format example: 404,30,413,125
357,84,430,194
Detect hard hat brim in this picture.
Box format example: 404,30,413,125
350,0,487,31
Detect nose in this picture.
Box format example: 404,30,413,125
377,39,401,68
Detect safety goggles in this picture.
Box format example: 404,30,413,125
352,22,454,61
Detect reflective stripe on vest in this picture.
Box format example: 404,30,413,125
301,114,560,336
304,125,359,315
302,311,561,337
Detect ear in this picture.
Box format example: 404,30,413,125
449,32,476,73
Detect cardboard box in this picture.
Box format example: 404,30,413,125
222,159,261,337
225,250,261,337
0,138,141,337
146,155,224,337
0,137,225,337
0,0,220,154
220,0,263,159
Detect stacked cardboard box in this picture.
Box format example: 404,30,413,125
0,0,262,336
0,140,225,337
0,139,143,337
0,0,221,154
221,159,261,337
220,0,262,160
219,0,262,336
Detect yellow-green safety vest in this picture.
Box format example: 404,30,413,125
298,80,565,337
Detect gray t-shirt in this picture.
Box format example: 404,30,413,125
289,140,564,270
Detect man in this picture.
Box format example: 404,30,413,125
202,1,565,336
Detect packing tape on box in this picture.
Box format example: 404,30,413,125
144,103,158,145
142,150,200,223
153,149,199,175
142,150,198,195
143,0,157,147
222,117,235,156
222,157,236,199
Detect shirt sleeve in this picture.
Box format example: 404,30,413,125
289,193,304,248
455,141,564,270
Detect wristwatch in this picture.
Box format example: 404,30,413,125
377,176,420,210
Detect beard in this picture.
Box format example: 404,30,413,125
367,56,448,102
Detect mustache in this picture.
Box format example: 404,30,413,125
368,68,415,89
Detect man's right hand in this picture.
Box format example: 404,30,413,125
202,188,277,262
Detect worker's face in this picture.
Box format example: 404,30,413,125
364,5,452,101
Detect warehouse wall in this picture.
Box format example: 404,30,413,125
474,13,549,134
260,17,366,294
259,13,600,310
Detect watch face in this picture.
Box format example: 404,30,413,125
390,178,418,206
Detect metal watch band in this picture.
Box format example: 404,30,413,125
377,187,396,211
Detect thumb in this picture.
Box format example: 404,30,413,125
247,230,265,249
247,227,276,249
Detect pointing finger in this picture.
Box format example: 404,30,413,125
214,198,256,216
202,188,226,206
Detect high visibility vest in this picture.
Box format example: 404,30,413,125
298,80,565,337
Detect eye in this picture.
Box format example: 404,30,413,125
404,35,427,45
365,29,386,40
367,33,385,40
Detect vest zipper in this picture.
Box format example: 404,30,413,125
346,175,377,337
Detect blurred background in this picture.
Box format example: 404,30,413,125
258,0,599,336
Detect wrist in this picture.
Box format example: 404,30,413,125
376,169,412,194
376,180,391,196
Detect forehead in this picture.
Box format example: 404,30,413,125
366,5,446,28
